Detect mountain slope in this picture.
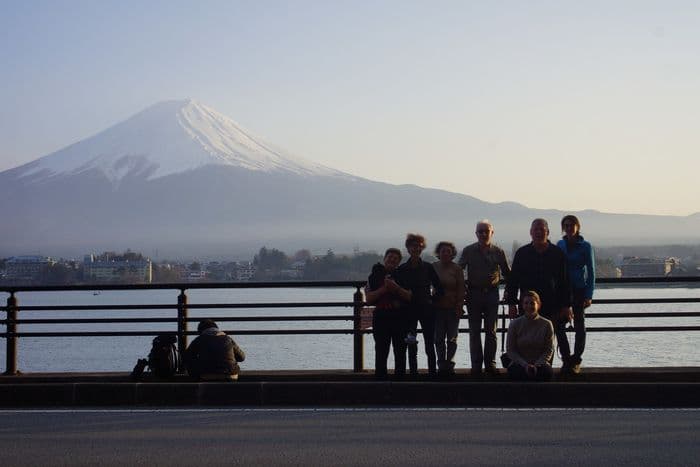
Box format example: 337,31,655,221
11,99,346,185
1,99,698,257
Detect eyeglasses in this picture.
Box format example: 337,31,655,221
476,230,491,234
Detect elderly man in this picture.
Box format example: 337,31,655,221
505,218,571,367
458,220,510,375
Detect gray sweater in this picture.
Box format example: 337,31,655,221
506,314,554,367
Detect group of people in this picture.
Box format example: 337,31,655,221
366,215,595,381
177,214,594,383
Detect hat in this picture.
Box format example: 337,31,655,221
197,319,218,332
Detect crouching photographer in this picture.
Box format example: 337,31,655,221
185,319,246,381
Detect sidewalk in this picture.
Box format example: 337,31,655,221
1,368,699,407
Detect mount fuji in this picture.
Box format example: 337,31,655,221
1,99,698,258
12,99,347,184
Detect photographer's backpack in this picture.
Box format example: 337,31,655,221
148,333,180,378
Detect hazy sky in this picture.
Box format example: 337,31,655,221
2,1,699,216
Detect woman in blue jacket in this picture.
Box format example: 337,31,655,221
557,215,595,374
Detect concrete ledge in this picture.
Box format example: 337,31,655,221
0,383,75,407
3,367,700,383
1,368,698,407
75,383,137,406
0,381,698,408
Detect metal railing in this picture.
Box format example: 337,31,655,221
1,277,700,375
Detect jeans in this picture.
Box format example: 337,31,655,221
372,310,406,377
434,307,460,371
466,288,500,370
405,305,436,374
557,288,587,362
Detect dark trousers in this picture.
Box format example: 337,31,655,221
373,310,406,377
507,363,553,381
466,288,500,370
557,288,587,362
405,306,436,374
540,306,567,365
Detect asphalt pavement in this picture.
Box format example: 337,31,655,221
0,407,698,465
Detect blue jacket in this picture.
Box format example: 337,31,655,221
556,236,595,299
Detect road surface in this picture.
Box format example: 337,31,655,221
0,408,697,465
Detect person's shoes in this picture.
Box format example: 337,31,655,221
560,356,573,375
437,365,455,379
570,356,582,374
485,365,499,376
446,361,456,376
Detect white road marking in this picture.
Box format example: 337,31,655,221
0,407,699,414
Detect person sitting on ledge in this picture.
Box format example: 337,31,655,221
505,291,554,381
185,319,245,381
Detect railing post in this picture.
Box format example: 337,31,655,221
177,289,188,373
4,293,18,375
353,286,364,372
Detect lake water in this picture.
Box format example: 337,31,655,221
1,286,699,372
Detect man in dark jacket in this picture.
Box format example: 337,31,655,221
185,319,245,381
505,219,571,366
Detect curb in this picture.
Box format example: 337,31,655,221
0,381,698,407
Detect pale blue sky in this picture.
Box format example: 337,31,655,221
2,1,699,215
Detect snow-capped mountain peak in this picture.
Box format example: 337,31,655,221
17,99,345,183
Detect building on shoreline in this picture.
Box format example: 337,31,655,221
83,254,152,283
233,262,256,281
4,256,56,282
620,256,679,277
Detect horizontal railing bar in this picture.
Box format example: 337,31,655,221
492,312,700,318
3,298,699,314
571,326,700,332
3,311,700,326
494,312,700,318
5,318,177,324
595,277,700,284
3,326,700,338
1,330,357,337
2,276,700,293
1,305,176,311
2,315,353,324
593,298,700,304
0,302,357,312
585,312,700,317
0,281,366,293
475,326,700,332
188,302,356,309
